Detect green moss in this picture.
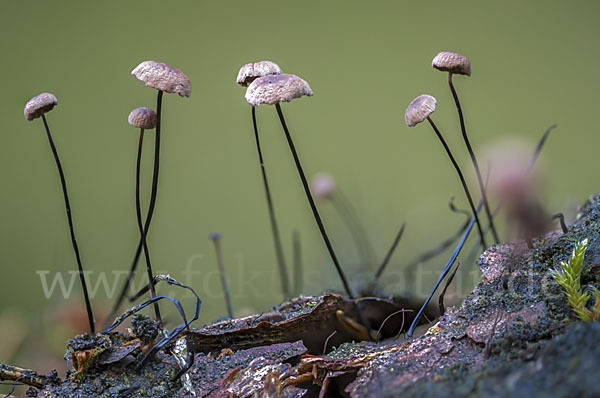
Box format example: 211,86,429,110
551,239,600,321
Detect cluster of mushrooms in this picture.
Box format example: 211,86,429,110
24,51,544,337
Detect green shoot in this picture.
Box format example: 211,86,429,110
551,239,599,322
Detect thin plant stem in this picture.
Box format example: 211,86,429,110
41,114,95,334
427,116,486,250
275,103,355,299
448,73,499,244
292,230,303,296
251,106,291,298
211,233,233,318
372,222,406,283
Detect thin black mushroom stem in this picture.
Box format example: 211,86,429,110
292,230,303,296
210,233,234,318
24,93,95,334
251,105,291,298
432,51,500,244
405,94,487,250
42,114,96,334
142,90,163,320
276,103,355,299
427,116,486,249
372,222,406,284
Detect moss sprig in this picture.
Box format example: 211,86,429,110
551,239,600,322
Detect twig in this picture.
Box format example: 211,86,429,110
0,363,46,389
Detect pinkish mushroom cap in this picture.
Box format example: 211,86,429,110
131,61,191,97
128,107,157,130
405,95,436,127
432,52,472,76
245,74,313,106
311,173,336,199
236,61,282,87
24,93,58,121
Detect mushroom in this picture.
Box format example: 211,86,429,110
24,93,95,334
432,51,499,244
236,61,290,298
405,94,486,249
113,61,191,321
131,61,191,97
245,74,355,299
237,61,282,87
128,107,157,130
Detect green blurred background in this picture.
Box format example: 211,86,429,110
1,0,599,378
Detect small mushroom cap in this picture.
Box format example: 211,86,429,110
405,95,436,127
311,173,336,199
24,93,58,121
432,52,472,76
245,74,313,106
131,61,191,97
128,107,157,130
236,61,282,87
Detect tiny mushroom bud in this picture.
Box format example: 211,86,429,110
312,173,336,199
24,93,58,121
128,107,157,130
131,61,191,97
405,95,436,127
432,51,472,76
236,61,282,87
245,74,313,106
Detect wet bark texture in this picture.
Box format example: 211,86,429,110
10,194,600,397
